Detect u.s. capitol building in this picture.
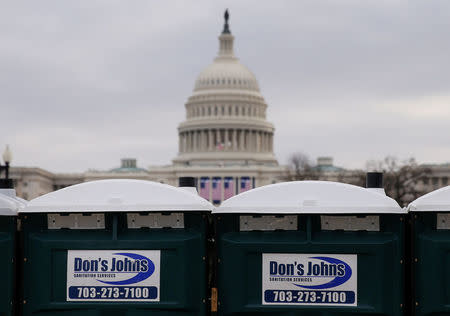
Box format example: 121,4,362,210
8,12,450,203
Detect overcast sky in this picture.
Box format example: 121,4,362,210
1,1,449,173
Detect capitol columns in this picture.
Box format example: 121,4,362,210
262,132,267,152
215,129,220,149
233,129,237,150
185,132,189,152
201,130,206,151
269,134,273,152
208,129,213,151
256,131,260,153
224,129,229,150
264,133,268,152
193,130,197,151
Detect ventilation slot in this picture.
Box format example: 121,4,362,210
240,215,297,231
47,214,105,230
321,215,379,231
127,213,184,229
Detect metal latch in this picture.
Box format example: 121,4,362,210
48,213,105,229
127,213,184,229
321,215,380,231
240,215,297,231
437,213,450,230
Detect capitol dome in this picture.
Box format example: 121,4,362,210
193,57,260,93
173,10,278,167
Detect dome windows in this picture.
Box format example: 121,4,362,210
195,76,260,91
187,103,264,119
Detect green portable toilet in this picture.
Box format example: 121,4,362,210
19,179,213,316
213,180,406,316
408,185,450,316
0,190,22,316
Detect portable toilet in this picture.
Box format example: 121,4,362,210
408,185,450,316
0,191,21,316
19,179,213,316
213,180,406,316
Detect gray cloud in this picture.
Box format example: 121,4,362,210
1,0,449,172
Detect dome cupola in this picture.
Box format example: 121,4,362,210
194,10,260,93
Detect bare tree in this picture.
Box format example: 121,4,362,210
336,169,366,187
366,156,431,206
284,152,322,181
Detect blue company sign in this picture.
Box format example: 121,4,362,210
269,256,352,289
67,250,161,302
73,252,155,285
262,253,357,306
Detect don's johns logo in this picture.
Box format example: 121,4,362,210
268,256,352,289
72,252,155,285
262,253,357,306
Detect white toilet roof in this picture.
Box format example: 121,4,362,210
22,179,214,213
215,181,404,214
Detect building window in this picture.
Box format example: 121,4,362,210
432,177,439,186
423,178,429,185
443,177,448,186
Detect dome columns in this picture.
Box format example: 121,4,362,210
178,128,273,154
